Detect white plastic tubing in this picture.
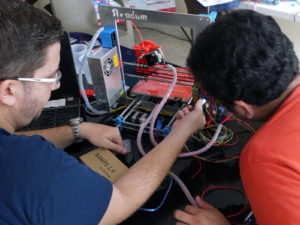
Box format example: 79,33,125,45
136,64,197,206
178,123,223,157
148,64,223,157
136,64,223,205
78,27,107,115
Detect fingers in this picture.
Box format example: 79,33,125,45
195,196,215,210
112,135,124,147
177,105,193,120
174,209,194,225
187,105,193,111
182,107,190,115
110,133,127,154
194,99,205,111
184,205,201,215
177,110,184,120
177,99,205,119
101,127,126,154
107,141,127,154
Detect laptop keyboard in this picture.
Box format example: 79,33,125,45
19,105,81,131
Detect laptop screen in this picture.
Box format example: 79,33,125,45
50,31,80,100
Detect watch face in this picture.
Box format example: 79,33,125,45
70,117,83,124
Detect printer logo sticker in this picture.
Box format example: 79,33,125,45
112,8,148,21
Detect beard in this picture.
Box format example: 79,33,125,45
17,84,49,128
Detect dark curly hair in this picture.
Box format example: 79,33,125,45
0,0,63,79
188,10,299,110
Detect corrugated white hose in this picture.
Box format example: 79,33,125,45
137,110,197,206
149,64,178,146
169,172,196,206
137,105,158,156
78,27,107,115
178,123,223,157
136,64,197,205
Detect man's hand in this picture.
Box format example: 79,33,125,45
80,122,127,154
172,99,206,138
174,196,230,225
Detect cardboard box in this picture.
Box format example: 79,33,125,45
80,148,128,183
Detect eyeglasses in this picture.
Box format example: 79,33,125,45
0,70,62,86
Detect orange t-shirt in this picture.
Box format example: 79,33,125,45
240,86,300,225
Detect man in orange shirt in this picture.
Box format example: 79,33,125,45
174,10,300,225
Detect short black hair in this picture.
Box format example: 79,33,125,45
188,10,299,110
0,0,63,78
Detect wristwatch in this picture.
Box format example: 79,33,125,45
69,117,83,143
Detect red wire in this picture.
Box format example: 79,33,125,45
191,157,202,179
182,146,202,179
227,118,255,134
221,113,233,124
130,21,144,43
201,186,248,218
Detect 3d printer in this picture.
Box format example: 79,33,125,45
88,5,212,133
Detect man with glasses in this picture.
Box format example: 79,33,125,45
174,10,300,225
3,70,62,86
0,1,205,225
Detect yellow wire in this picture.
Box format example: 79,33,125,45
136,106,173,116
231,114,256,133
195,155,240,163
184,144,240,163
110,105,127,112
197,124,234,146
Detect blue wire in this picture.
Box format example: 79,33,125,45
139,175,173,212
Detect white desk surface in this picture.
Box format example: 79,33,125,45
239,1,300,22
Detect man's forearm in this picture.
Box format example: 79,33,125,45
101,129,191,225
15,125,74,148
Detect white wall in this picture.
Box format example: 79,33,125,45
176,0,187,13
274,18,300,59
175,1,300,59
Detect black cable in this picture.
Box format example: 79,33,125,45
180,26,192,45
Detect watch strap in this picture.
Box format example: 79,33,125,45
69,117,83,143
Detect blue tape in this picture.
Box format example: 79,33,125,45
199,11,217,23
218,106,225,115
163,126,171,135
122,80,126,92
116,115,123,131
156,119,163,135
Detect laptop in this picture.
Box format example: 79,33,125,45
19,31,82,131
